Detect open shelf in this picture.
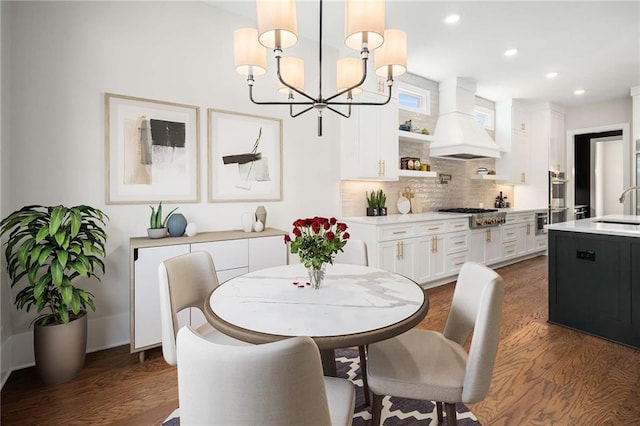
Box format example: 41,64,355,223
470,174,508,181
399,170,438,178
398,130,435,144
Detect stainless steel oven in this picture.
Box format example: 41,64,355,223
535,211,548,235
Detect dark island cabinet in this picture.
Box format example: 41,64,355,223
548,230,639,349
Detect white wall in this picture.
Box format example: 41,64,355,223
565,97,632,132
0,0,13,387
5,1,343,369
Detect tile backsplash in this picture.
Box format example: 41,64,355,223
341,157,514,217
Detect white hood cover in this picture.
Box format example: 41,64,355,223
431,77,501,160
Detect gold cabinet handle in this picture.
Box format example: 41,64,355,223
396,241,401,260
401,240,404,259
454,261,465,266
454,224,465,228
486,229,491,243
428,227,440,231
526,223,531,235
378,160,382,177
382,160,386,177
393,231,407,235
454,241,465,245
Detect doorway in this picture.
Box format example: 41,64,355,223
566,123,631,217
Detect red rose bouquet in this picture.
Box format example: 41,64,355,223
284,216,350,270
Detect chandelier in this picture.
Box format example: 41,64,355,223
233,0,407,136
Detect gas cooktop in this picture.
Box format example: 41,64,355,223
439,208,506,228
439,208,499,214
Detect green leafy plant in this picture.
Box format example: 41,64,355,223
0,205,109,325
149,201,178,229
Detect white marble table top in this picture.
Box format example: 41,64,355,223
208,263,426,338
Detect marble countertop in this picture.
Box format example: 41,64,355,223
344,208,548,224
545,214,640,237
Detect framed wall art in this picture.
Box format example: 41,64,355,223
208,109,282,202
105,93,200,204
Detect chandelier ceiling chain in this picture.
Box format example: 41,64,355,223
233,0,407,136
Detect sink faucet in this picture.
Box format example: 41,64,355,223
618,186,640,203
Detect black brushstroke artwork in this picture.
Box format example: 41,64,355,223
150,119,186,148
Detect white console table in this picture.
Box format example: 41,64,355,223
129,228,287,361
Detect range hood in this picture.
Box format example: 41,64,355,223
431,77,501,160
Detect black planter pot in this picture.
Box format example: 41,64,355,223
366,207,379,216
379,207,388,216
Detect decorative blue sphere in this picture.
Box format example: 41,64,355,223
167,213,187,237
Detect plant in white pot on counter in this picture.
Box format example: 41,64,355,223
0,204,108,384
148,201,178,239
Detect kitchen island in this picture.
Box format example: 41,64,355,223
546,215,640,349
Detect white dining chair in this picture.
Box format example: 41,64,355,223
366,262,505,426
334,239,371,404
158,251,249,366
176,326,355,425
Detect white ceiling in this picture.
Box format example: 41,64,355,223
210,0,640,108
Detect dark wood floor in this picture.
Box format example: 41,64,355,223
2,256,639,425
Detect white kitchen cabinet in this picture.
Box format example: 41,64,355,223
501,212,540,260
341,91,399,180
378,239,416,278
495,99,531,184
130,228,286,360
345,216,469,286
470,227,502,265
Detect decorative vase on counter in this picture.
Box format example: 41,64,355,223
185,222,198,237
241,212,254,233
366,207,379,217
255,206,267,227
167,213,187,237
379,206,388,216
307,264,326,290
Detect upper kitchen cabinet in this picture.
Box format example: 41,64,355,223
495,99,531,184
341,91,399,180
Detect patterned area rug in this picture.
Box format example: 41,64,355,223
163,348,481,425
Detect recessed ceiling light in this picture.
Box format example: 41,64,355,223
504,48,518,57
546,72,558,79
444,14,460,24
574,89,586,95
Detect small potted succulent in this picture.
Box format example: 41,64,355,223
377,189,388,216
366,191,379,216
148,201,178,239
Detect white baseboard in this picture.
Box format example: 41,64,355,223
9,311,130,372
1,336,12,389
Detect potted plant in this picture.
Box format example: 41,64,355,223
366,191,379,216
0,204,108,384
148,201,178,239
377,189,388,216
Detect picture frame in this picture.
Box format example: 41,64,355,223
208,109,283,202
105,93,200,204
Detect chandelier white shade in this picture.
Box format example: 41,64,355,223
278,56,305,94
256,0,298,49
344,0,385,51
233,0,408,136
374,29,407,78
233,28,267,76
336,57,363,95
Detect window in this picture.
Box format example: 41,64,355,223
475,105,494,131
397,83,431,115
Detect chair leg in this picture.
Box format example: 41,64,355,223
444,402,457,426
371,393,383,426
436,401,443,423
358,345,370,406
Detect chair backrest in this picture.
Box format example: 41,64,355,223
334,239,368,266
442,261,504,403
158,251,219,365
176,326,333,425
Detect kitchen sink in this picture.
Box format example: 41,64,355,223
593,219,640,226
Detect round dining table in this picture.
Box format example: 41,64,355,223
204,263,429,376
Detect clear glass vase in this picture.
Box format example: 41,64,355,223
307,264,326,290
